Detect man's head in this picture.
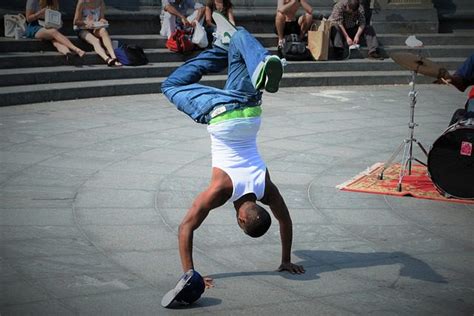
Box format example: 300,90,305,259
347,0,360,12
236,201,271,238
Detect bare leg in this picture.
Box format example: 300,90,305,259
80,30,110,62
51,40,71,55
275,11,286,45
36,28,85,57
94,28,119,61
298,14,312,38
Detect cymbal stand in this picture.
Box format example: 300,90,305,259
378,69,428,192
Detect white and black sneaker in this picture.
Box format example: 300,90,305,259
212,11,237,50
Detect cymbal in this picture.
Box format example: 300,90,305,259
391,52,449,78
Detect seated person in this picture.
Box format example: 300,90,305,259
160,0,205,39
205,0,235,26
73,0,121,67
329,0,382,60
25,0,85,63
204,0,235,47
275,0,313,48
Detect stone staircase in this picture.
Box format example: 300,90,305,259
0,4,473,106
1,32,472,106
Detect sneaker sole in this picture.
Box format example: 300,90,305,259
264,57,283,93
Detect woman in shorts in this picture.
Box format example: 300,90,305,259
73,0,121,67
25,0,85,61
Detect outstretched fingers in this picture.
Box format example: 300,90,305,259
278,262,305,274
203,276,214,289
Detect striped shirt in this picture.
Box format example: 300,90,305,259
329,0,366,29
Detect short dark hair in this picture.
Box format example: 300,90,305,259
348,0,360,11
242,203,272,238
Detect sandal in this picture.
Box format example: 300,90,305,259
106,57,122,67
106,57,114,66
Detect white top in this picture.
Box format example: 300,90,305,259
207,117,267,202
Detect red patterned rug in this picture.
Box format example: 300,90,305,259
337,163,474,204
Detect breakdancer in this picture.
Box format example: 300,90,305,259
161,13,305,290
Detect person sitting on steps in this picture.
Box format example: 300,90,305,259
329,0,382,60
204,0,235,47
73,0,122,67
25,0,86,65
160,0,206,39
275,0,313,49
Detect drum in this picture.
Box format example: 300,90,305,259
428,120,474,199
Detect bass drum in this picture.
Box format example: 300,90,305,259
428,120,474,199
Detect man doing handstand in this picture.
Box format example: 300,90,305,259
161,13,305,289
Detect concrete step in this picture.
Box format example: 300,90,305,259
0,70,449,107
1,33,473,52
0,48,190,68
1,45,472,69
0,35,168,52
0,58,465,87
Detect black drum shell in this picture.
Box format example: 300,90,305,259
428,122,474,199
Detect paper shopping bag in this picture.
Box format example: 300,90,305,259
308,19,331,61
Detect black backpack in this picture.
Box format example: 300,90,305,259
279,33,310,61
114,43,148,66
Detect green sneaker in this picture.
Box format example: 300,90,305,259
263,55,283,93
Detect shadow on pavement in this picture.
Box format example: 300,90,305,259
167,297,223,309
210,250,447,284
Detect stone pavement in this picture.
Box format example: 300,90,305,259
1,84,473,315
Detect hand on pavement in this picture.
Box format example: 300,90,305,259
203,276,214,289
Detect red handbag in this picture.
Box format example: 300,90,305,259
166,29,195,53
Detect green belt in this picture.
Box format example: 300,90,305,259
209,106,262,125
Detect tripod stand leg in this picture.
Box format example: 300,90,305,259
378,141,405,180
414,139,429,158
397,140,411,192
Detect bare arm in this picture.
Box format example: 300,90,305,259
300,0,313,16
164,4,190,26
73,1,85,27
178,192,212,272
205,6,214,26
178,171,231,272
277,0,297,14
261,178,304,274
339,24,353,45
164,4,184,19
354,25,364,44
228,8,235,25
26,8,45,23
194,6,205,24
